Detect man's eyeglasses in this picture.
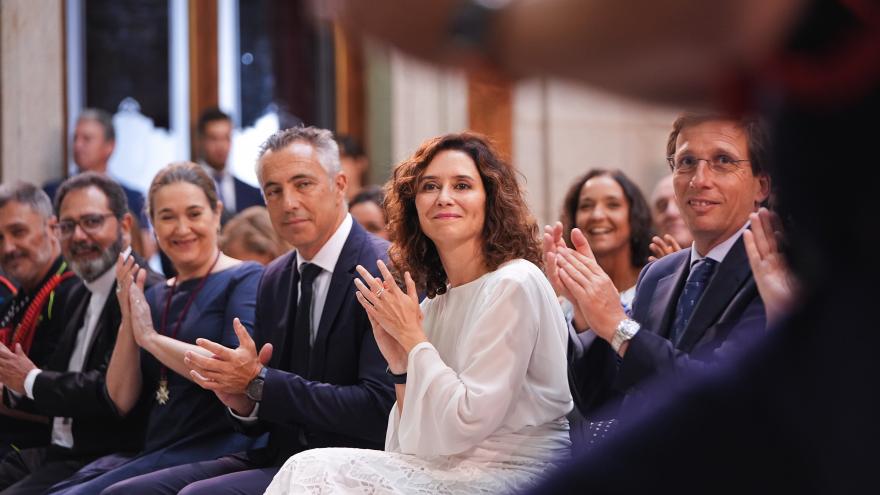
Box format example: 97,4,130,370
58,213,116,238
667,155,750,175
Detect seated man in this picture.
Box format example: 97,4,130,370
548,113,770,426
0,183,78,455
0,174,162,495
105,127,395,495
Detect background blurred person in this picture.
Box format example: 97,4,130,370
43,109,154,260
196,108,264,223
558,169,653,317
0,183,77,455
47,163,263,495
220,206,289,265
0,173,162,495
348,185,388,240
335,135,369,201
648,174,692,260
265,132,572,494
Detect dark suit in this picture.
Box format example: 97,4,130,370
0,260,162,495
569,236,766,422
106,220,396,495
232,177,264,213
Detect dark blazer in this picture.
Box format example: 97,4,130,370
15,259,163,457
233,177,264,212
570,236,766,416
237,220,396,466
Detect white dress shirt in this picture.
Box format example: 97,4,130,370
689,220,751,267
23,247,129,449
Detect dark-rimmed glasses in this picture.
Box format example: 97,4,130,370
57,213,116,238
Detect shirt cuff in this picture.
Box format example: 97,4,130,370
228,402,260,423
24,369,42,400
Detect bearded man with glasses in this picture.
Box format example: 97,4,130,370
0,173,162,495
547,113,772,433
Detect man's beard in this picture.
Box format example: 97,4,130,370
69,234,124,282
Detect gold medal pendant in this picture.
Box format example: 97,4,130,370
156,378,170,405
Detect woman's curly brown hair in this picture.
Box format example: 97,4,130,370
385,132,542,298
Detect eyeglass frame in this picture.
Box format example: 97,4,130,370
57,213,118,239
666,155,751,175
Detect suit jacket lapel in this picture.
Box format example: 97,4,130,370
49,285,90,371
82,281,121,366
677,237,752,352
273,253,300,369
309,224,365,377
647,253,689,340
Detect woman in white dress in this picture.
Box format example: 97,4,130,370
265,132,573,494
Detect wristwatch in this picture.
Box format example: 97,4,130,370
386,366,408,385
245,366,268,402
610,318,640,354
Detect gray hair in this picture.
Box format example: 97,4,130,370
78,108,115,142
0,182,54,219
255,126,341,184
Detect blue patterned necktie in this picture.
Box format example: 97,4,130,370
669,258,718,346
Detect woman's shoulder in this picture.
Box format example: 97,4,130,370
487,258,546,286
203,260,264,289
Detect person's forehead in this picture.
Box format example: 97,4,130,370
59,186,111,217
75,119,104,134
651,177,674,201
262,143,323,174
204,119,232,133
0,201,42,229
676,120,748,151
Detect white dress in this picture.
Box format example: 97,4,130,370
264,259,574,494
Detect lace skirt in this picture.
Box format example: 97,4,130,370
263,446,562,495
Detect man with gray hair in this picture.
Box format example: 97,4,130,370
0,173,163,495
102,126,395,495
0,183,78,455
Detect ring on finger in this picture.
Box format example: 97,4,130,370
375,287,385,298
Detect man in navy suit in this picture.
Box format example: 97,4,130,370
196,108,264,223
103,127,396,495
549,113,771,423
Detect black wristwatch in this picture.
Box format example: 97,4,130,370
245,366,268,402
386,366,408,385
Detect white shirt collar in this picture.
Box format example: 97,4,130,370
690,220,750,266
84,246,132,295
295,213,353,275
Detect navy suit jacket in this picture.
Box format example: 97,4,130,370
570,236,766,416
236,221,396,466
233,177,264,212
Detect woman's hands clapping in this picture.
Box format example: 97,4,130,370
115,254,155,348
354,260,425,374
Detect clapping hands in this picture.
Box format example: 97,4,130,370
354,260,425,374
